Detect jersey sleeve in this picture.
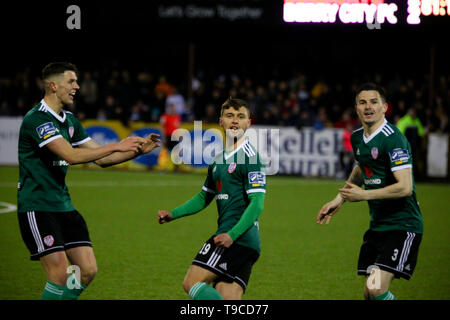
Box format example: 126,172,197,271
202,164,216,195
23,113,63,148
243,155,266,195
69,115,91,146
384,133,413,172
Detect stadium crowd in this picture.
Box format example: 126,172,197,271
1,63,449,135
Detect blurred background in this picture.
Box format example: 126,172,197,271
1,0,449,180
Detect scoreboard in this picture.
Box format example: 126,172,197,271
283,0,450,25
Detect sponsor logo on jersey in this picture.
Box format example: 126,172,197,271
389,148,409,165
364,178,381,185
69,126,74,138
53,160,69,166
371,147,379,159
228,162,237,173
217,194,229,200
36,122,57,139
44,235,54,247
248,171,266,186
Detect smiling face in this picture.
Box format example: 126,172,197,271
53,70,79,105
220,106,251,142
355,90,387,129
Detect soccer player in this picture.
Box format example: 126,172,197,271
158,98,266,300
316,83,423,300
17,62,160,300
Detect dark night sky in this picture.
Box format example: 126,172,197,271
1,1,448,81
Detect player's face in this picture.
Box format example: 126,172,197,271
355,90,387,127
54,70,79,105
220,106,251,140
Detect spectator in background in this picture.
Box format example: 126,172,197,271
136,71,154,105
338,121,355,179
0,100,11,116
165,86,186,120
79,71,98,118
118,70,137,112
333,108,358,130
154,75,173,98
203,104,217,124
313,107,333,130
396,107,425,137
160,104,181,153
130,100,150,122
396,107,425,179
150,90,166,122
160,103,181,171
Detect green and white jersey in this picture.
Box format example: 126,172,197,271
202,139,266,253
17,99,91,212
351,119,423,234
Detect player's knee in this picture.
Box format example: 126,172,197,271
48,267,70,286
182,278,194,294
81,265,98,285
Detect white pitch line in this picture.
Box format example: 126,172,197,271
0,201,17,214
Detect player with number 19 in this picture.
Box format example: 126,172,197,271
158,98,266,300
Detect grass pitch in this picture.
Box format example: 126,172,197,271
0,166,449,300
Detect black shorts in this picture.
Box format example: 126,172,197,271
192,236,260,292
18,210,92,261
357,229,422,280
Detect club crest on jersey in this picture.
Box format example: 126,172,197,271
44,235,54,247
69,126,74,138
248,171,266,186
36,122,56,139
228,162,237,174
371,147,379,159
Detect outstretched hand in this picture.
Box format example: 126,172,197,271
316,197,343,225
141,133,161,154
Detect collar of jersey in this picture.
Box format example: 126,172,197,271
40,99,66,123
363,119,387,144
224,137,249,161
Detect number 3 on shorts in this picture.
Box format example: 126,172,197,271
392,248,399,261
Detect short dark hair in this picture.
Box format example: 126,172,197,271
42,62,78,80
220,97,251,117
355,83,387,104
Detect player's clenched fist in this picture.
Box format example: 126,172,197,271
158,210,173,224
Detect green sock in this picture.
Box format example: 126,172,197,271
61,273,87,300
41,281,64,300
371,291,396,300
188,282,223,300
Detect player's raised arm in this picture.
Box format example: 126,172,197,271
46,135,146,165
79,133,160,168
157,189,215,224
